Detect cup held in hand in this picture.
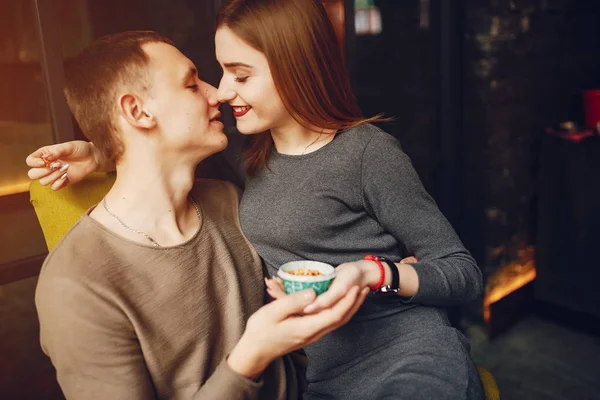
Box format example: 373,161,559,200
277,261,336,296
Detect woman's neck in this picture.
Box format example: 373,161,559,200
270,122,336,155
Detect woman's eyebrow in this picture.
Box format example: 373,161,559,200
223,62,253,69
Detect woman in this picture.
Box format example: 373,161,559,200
27,0,484,398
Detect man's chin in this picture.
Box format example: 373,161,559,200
215,136,228,152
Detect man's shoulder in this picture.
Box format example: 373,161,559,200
193,178,240,193
39,218,116,282
191,178,241,206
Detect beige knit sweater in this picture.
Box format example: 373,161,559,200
36,179,292,400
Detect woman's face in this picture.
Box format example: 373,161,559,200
215,27,295,135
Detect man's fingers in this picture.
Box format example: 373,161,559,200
265,278,287,299
289,286,360,333
263,289,316,321
339,287,369,325
400,256,418,264
302,281,348,314
309,286,368,339
266,287,286,300
280,287,365,349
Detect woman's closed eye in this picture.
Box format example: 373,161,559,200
234,76,249,83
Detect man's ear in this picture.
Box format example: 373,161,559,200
119,93,156,130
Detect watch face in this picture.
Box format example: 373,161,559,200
374,285,400,296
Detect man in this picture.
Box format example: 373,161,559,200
30,31,368,399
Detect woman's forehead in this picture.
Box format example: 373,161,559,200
215,27,265,64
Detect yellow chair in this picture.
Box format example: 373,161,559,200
29,173,500,399
30,172,116,251
478,365,500,400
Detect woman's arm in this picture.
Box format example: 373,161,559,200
292,130,483,314
359,131,483,306
26,141,114,190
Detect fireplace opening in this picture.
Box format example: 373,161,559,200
483,245,536,338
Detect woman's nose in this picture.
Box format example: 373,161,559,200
216,77,236,103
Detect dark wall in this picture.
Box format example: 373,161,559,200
354,1,438,195
353,0,600,275
351,1,600,323
462,0,600,280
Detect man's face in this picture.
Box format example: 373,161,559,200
142,42,226,158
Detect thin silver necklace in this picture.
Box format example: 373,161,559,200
301,132,324,155
102,195,201,247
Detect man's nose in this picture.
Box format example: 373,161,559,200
203,84,218,107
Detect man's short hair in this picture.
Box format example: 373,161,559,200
64,31,174,163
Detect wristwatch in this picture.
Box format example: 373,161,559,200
374,256,400,296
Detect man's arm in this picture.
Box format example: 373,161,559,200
36,277,156,400
37,276,368,400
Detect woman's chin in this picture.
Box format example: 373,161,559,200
234,121,266,136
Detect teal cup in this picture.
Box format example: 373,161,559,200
277,260,336,296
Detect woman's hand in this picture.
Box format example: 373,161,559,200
25,141,103,190
228,286,369,379
300,261,372,314
267,256,418,315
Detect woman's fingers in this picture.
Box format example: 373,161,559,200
38,165,69,186
51,173,69,191
26,145,66,167
26,148,51,168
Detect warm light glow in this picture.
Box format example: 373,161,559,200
0,181,30,196
483,246,536,322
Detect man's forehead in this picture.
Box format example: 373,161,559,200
142,42,193,78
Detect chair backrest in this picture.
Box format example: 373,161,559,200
29,173,116,251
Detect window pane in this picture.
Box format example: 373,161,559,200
0,0,54,195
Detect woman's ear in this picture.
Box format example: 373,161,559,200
119,93,157,130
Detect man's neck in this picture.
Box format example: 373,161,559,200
91,153,201,247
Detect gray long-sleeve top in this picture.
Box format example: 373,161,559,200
240,123,483,309
239,124,484,393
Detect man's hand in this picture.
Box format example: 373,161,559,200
25,141,101,190
228,286,369,379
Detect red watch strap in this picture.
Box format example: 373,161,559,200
364,255,385,291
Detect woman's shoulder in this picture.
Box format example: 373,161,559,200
340,123,403,152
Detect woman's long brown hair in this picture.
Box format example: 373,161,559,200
217,0,388,175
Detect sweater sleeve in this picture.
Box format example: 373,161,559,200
360,131,483,306
36,277,157,400
36,277,264,400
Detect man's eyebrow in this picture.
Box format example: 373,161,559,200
181,66,197,84
223,62,253,69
